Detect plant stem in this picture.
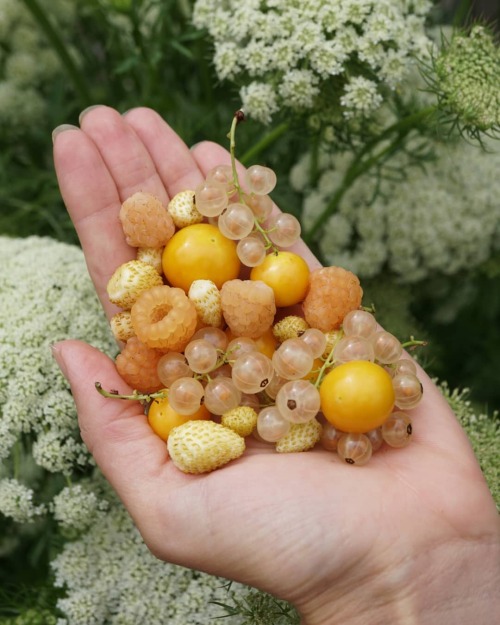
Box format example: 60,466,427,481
21,0,92,105
302,106,436,244
240,122,289,165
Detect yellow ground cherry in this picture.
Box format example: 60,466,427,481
147,394,211,441
162,223,240,292
319,361,395,433
249,251,309,307
254,328,278,358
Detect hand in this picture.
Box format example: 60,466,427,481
52,106,499,625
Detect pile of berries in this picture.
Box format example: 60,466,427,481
100,116,423,474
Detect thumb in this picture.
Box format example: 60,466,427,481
51,339,170,513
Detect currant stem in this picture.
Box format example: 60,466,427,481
229,111,245,202
401,338,428,350
95,381,167,402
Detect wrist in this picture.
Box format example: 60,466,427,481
296,525,500,625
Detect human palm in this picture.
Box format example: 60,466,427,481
53,106,498,624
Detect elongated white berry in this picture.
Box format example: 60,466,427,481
188,279,222,327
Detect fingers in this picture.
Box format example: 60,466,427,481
51,340,178,520
123,108,206,196
79,106,169,205
53,124,133,317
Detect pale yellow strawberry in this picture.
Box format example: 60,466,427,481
137,246,164,275
107,260,163,309
275,418,322,453
167,420,245,474
167,190,204,228
188,279,222,327
221,406,258,437
110,311,135,342
273,316,309,343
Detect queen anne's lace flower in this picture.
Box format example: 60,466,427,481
0,478,45,523
193,0,432,123
292,136,500,282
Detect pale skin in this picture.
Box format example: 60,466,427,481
52,105,499,625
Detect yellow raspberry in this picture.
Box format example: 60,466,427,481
167,420,246,474
120,192,175,248
221,279,276,339
167,190,204,228
110,311,135,342
275,419,323,453
273,316,309,343
115,336,164,393
107,260,163,309
131,285,197,352
303,266,363,332
137,246,164,275
221,406,258,437
188,279,222,328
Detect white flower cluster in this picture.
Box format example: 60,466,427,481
0,236,116,525
0,0,77,135
193,0,433,124
52,499,249,625
52,483,109,533
292,137,500,282
0,478,45,523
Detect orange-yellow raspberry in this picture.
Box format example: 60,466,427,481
303,266,363,332
131,285,197,352
120,192,175,248
107,260,163,309
221,279,276,339
115,336,164,393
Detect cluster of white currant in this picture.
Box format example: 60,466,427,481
195,163,301,267
154,309,423,464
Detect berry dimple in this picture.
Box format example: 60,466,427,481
131,285,198,352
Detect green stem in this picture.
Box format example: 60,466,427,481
95,382,167,402
240,122,289,165
302,106,436,244
21,0,92,105
228,112,244,201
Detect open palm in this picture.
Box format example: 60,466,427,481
53,106,498,625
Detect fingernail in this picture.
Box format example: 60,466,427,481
190,142,201,152
122,107,139,117
52,124,79,144
51,342,68,378
79,104,104,125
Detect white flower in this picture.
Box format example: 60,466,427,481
279,69,319,109
240,81,279,125
340,76,383,118
52,484,108,532
193,0,432,123
298,135,500,283
0,478,46,523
